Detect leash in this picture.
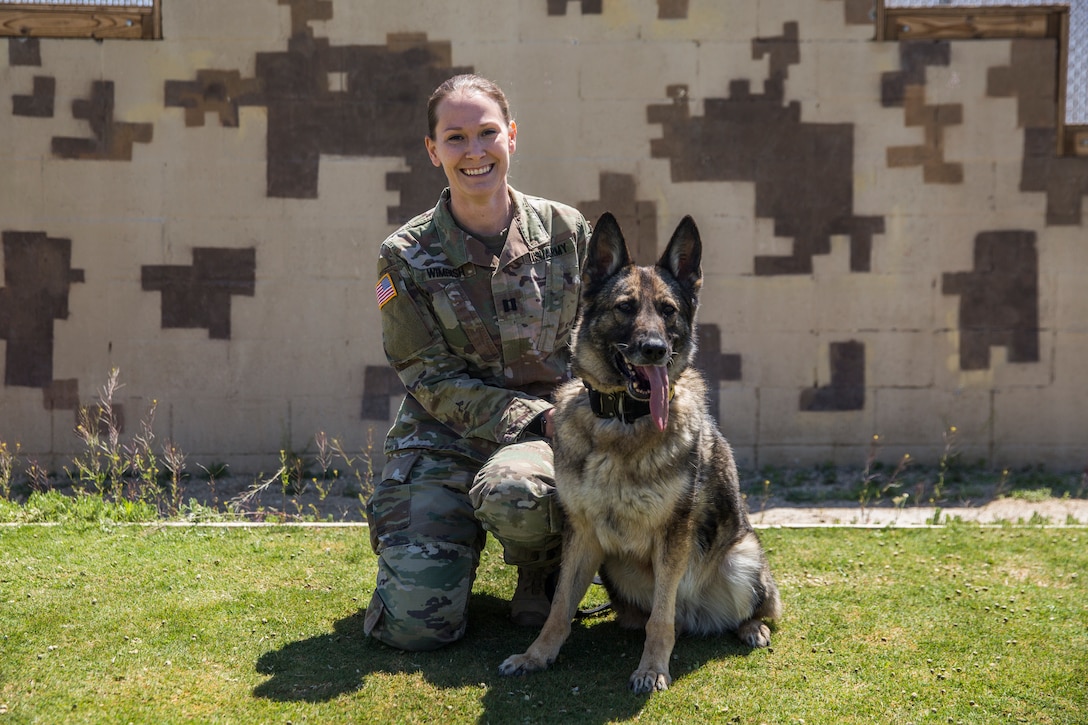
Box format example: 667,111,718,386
576,574,612,619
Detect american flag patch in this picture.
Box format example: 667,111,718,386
375,273,397,309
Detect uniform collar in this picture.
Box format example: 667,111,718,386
432,187,548,269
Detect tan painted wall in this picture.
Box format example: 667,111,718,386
1,0,1085,476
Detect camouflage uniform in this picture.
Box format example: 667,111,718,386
366,187,589,651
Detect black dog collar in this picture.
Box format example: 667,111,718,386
585,383,673,424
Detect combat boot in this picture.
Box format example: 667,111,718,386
510,566,557,628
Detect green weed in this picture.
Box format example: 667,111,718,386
857,434,911,522
0,441,16,499
1010,487,1054,503
0,489,158,524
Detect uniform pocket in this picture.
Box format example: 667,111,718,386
535,241,580,354
365,451,422,550
363,540,478,650
428,279,501,363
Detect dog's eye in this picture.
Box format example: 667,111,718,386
615,301,635,314
660,303,677,318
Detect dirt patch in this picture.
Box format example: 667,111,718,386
171,474,371,522
752,497,1088,527
741,464,1088,527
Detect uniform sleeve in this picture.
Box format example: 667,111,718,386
377,250,550,445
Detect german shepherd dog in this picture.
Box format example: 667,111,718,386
499,213,781,693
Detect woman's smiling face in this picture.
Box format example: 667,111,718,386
425,90,517,204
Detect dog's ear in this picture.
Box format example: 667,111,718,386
659,215,703,295
583,212,631,289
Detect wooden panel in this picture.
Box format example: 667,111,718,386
883,9,1059,41
1069,127,1088,157
0,7,159,40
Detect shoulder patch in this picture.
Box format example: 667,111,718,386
375,273,397,309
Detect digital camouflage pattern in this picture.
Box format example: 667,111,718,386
365,188,589,650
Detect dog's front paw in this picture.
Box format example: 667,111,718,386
499,652,549,677
737,618,771,648
629,668,671,694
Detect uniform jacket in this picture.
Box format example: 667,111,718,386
376,187,590,463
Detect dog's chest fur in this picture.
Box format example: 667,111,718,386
553,378,707,558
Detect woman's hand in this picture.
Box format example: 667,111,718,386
541,408,555,439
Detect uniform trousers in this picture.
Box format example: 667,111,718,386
363,438,562,651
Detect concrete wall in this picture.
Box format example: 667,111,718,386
1,0,1086,475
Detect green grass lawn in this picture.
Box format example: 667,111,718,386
1,522,1085,724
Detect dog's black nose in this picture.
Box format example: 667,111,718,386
640,340,669,364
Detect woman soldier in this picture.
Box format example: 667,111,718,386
365,74,590,650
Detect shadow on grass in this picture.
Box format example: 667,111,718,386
253,592,764,723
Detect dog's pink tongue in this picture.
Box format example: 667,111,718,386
639,365,670,431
